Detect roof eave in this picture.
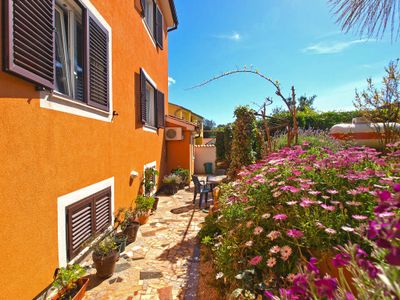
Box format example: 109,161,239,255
167,0,178,32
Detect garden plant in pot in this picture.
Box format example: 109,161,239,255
144,167,158,195
116,208,140,244
52,264,88,300
92,235,119,279
113,232,128,253
172,168,190,189
135,195,155,225
144,167,160,212
162,174,181,195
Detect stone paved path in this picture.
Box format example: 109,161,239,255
83,187,209,300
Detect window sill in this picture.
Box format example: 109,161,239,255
143,124,158,133
142,18,156,48
40,91,112,122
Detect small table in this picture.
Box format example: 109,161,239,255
207,175,227,189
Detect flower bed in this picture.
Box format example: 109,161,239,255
199,143,400,299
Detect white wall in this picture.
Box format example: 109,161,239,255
194,145,216,174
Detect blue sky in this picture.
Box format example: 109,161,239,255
168,0,400,125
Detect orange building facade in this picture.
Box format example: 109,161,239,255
165,115,197,175
0,0,177,298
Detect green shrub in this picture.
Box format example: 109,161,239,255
52,264,85,293
92,236,118,257
171,168,190,185
135,195,155,215
269,110,360,133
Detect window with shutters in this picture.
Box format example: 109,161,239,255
140,69,165,131
66,187,112,261
141,0,163,49
55,2,84,101
5,0,112,120
145,82,156,128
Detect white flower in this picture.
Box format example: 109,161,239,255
216,272,224,279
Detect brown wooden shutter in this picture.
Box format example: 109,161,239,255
66,197,94,261
155,6,163,49
66,187,112,261
140,0,146,16
4,0,55,89
86,13,109,111
156,90,165,128
94,188,112,233
140,69,148,124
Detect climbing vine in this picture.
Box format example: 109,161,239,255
228,106,257,177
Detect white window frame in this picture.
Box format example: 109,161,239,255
145,82,156,128
40,0,113,123
57,177,115,267
141,68,158,133
142,0,156,48
143,161,157,196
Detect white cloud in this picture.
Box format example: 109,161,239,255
168,77,176,86
213,32,241,41
303,39,372,54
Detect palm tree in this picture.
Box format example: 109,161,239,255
330,0,400,40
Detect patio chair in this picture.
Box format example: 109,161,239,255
192,175,211,208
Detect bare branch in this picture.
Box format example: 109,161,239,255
187,69,292,109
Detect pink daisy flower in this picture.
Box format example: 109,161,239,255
269,246,281,254
325,228,337,235
341,226,354,232
273,214,288,221
286,273,296,282
327,189,339,194
316,221,325,229
378,212,395,218
253,226,264,235
267,231,281,241
321,204,336,211
287,229,304,239
352,215,368,220
262,213,271,219
309,190,321,195
280,245,292,259
245,240,253,247
267,257,277,268
249,256,262,266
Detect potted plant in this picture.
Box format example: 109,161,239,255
117,208,140,244
114,232,128,253
135,195,155,225
162,174,181,195
172,168,190,189
144,167,159,196
52,264,88,300
92,235,119,279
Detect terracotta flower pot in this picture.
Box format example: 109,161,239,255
92,251,119,279
51,277,89,300
137,211,151,225
123,221,140,243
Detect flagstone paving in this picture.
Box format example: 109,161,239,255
83,187,209,300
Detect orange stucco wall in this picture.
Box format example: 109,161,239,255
0,0,171,298
165,122,194,175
